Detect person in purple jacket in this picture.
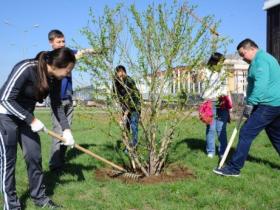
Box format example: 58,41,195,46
48,29,95,173
0,47,76,209
48,30,75,173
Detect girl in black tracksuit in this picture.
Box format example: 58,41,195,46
0,47,76,209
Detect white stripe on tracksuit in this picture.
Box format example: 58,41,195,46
1,62,34,120
0,132,9,210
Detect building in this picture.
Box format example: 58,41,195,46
264,0,280,61
73,84,108,107
74,55,249,106
137,66,205,102
138,55,248,100
73,85,95,101
224,54,249,95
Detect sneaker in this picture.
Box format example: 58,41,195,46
213,166,240,177
36,200,62,209
123,143,137,154
123,148,128,154
207,153,214,158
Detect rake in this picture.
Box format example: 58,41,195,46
43,127,141,180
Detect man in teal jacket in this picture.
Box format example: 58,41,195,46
214,38,280,176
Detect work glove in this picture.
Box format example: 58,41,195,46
243,104,254,118
62,129,75,148
119,111,129,127
122,113,129,124
75,49,96,59
30,118,45,132
119,116,128,128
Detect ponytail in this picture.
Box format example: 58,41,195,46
35,51,49,100
34,47,76,101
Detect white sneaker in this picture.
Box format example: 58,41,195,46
207,153,214,158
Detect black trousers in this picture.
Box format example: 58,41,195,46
0,114,49,209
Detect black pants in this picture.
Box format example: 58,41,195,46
0,114,49,209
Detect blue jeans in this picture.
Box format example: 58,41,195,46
126,111,139,146
228,105,280,172
206,106,229,156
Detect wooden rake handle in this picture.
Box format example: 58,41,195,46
43,128,126,172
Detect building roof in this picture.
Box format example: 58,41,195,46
263,0,280,10
225,53,242,60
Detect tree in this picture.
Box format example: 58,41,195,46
76,1,230,176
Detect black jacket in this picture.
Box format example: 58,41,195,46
113,76,141,113
0,59,70,129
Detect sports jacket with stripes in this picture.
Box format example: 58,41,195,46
0,59,70,129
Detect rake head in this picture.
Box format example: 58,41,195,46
110,170,142,180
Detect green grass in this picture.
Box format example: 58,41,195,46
1,108,280,210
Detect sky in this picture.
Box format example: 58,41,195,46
0,0,266,88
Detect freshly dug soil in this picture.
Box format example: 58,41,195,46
94,164,195,184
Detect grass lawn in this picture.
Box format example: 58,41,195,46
1,108,280,210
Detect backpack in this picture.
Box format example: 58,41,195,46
198,100,213,125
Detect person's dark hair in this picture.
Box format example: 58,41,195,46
236,38,259,50
48,29,64,41
115,65,126,74
207,52,225,67
35,47,76,100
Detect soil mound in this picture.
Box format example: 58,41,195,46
94,164,195,184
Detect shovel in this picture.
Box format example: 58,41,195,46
218,108,244,169
44,127,140,179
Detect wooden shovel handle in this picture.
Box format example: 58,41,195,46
44,128,126,172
